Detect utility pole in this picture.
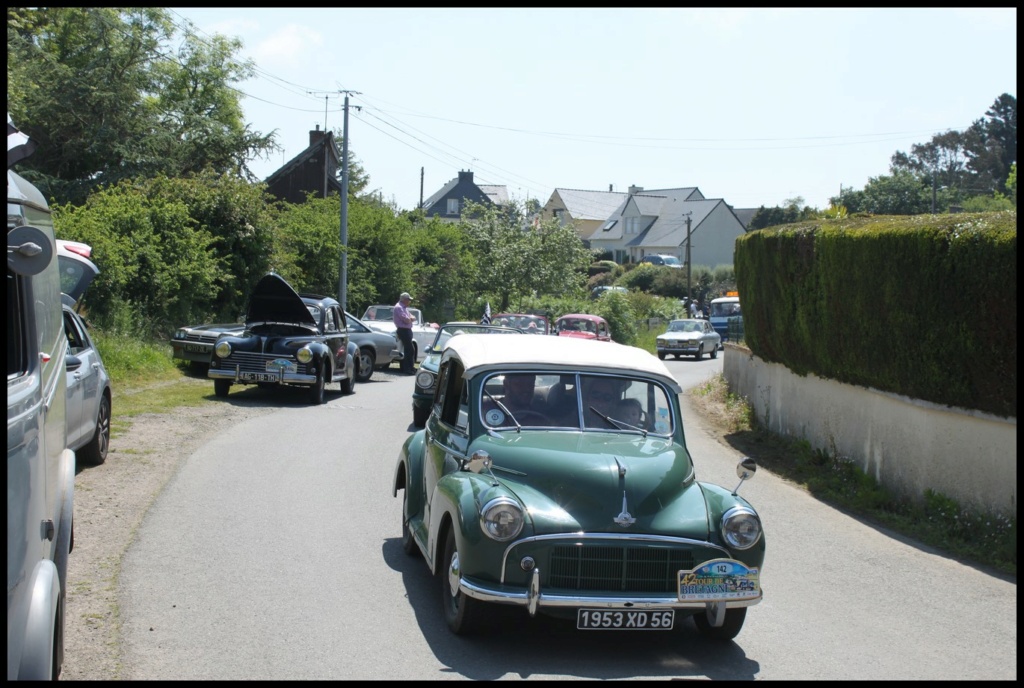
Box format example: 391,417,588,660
338,90,361,310
683,213,693,299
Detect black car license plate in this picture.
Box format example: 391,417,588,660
577,609,674,630
184,343,207,353
240,372,278,383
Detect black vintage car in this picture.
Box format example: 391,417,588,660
208,273,358,404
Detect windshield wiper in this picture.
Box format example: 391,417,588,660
588,407,648,437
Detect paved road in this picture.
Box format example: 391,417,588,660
118,354,1016,680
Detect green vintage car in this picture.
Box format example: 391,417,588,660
393,334,765,640
411,321,523,428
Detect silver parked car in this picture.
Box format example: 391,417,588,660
345,310,402,382
656,318,721,360
58,240,112,466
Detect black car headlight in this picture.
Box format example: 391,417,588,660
721,506,762,550
479,497,525,541
214,340,232,358
415,370,435,389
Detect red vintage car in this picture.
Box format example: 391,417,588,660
555,313,612,342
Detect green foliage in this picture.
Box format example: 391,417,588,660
8,8,275,206
618,263,661,292
593,291,637,345
459,199,591,313
961,194,1015,212
736,212,1017,418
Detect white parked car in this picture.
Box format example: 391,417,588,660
656,318,721,360
359,304,438,363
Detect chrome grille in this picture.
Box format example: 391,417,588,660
222,351,306,375
548,545,700,593
185,332,219,344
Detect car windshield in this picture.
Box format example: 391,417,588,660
492,314,548,334
480,372,673,435
711,302,741,317
558,318,597,333
668,321,701,333
362,306,393,321
430,324,519,353
661,256,681,266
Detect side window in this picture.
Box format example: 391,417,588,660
337,307,347,331
446,198,459,215
324,308,337,333
8,273,26,376
64,311,85,354
436,359,465,428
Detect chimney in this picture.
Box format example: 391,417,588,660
310,124,326,147
458,170,474,184
628,185,644,195
609,184,613,192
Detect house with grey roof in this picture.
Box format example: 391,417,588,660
588,185,747,268
421,170,508,222
540,187,629,243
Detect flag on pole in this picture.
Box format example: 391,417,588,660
481,302,491,325
8,113,37,169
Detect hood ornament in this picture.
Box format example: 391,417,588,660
614,491,635,527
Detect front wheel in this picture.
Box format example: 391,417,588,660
309,365,325,405
657,352,666,360
440,528,485,635
214,379,231,397
693,607,746,641
710,345,718,359
694,346,703,361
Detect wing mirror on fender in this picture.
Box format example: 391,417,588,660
732,457,757,495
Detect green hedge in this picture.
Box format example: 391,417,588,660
735,211,1016,418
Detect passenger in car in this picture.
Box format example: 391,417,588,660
617,398,643,428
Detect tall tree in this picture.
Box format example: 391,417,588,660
7,7,275,204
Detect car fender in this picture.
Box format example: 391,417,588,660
342,341,358,381
394,431,426,500
14,559,61,679
425,472,506,577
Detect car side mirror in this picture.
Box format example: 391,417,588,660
466,450,492,474
66,354,83,372
732,457,757,494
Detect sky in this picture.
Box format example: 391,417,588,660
169,8,1017,213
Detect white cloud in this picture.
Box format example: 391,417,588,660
252,24,324,68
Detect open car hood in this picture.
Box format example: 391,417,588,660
245,273,317,328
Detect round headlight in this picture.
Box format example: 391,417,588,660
721,506,762,550
296,347,313,364
214,340,232,358
174,329,187,340
415,371,435,389
479,497,524,542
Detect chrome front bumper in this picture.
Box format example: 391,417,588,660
459,568,763,616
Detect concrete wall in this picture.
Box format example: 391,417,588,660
723,344,1017,517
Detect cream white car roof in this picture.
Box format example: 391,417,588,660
443,333,682,392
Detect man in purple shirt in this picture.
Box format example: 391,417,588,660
394,292,416,374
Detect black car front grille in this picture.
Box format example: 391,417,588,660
222,351,305,375
548,545,700,593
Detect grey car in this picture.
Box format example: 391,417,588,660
58,240,112,466
345,310,402,382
